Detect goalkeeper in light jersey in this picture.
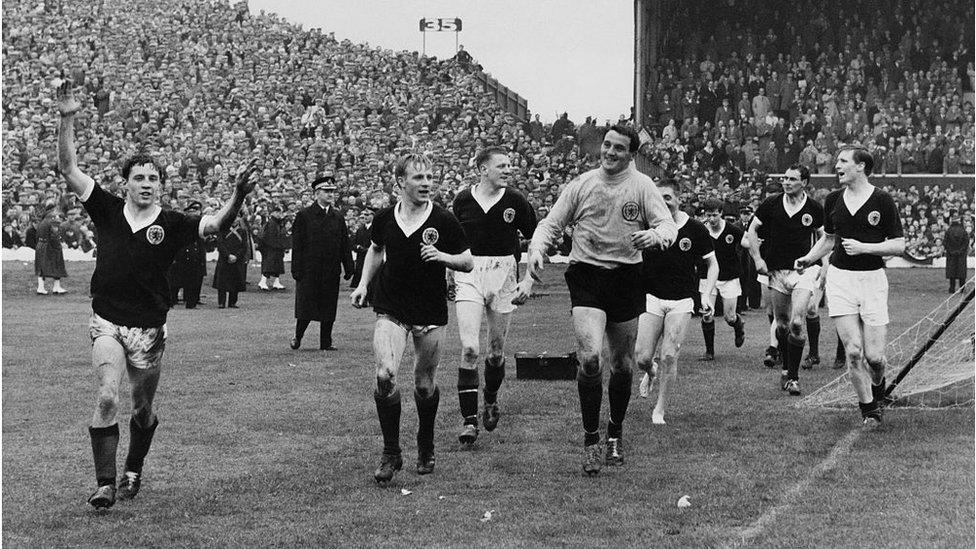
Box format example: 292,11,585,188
527,124,676,475
795,146,905,425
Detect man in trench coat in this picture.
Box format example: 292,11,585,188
291,176,354,350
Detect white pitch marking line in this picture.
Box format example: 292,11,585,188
722,427,864,548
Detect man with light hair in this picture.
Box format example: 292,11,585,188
352,153,473,483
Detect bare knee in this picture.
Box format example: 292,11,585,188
461,345,479,365
95,388,119,421
636,352,655,373
659,353,678,376
376,368,396,395
485,350,504,368
845,344,863,366
578,353,601,377
788,318,804,338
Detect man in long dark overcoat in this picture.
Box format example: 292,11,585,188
168,201,208,308
291,176,354,350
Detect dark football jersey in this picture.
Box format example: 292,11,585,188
370,202,469,326
755,193,824,270
703,221,744,281
643,217,713,300
823,187,903,271
83,185,201,327
452,187,537,258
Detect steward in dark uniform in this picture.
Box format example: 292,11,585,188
212,216,251,308
168,201,207,308
291,176,354,350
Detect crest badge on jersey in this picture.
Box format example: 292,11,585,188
621,201,640,222
801,213,813,227
679,237,692,252
503,207,516,224
422,227,439,245
725,234,734,244
867,211,881,226
146,225,165,245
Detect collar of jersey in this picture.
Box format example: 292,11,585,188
674,210,689,229
123,203,162,233
781,192,808,218
471,184,505,214
394,200,433,238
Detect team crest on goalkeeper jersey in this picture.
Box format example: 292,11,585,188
679,237,692,251
503,207,516,223
725,234,734,244
801,213,813,226
867,211,881,226
146,225,165,245
621,201,640,222
422,227,439,245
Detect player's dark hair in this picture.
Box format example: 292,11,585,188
656,178,679,194
606,124,641,153
703,197,725,212
786,163,810,182
839,145,874,175
475,146,509,168
394,153,432,181
121,154,166,185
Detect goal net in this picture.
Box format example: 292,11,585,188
798,278,975,410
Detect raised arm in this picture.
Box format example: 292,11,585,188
56,83,95,196
199,159,259,237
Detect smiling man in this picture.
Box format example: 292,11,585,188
527,125,676,475
56,83,258,509
795,146,905,425
351,153,473,483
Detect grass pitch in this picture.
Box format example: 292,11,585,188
2,261,973,547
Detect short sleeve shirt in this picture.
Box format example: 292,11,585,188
755,193,824,270
371,202,469,326
452,187,537,258
83,185,201,327
643,218,713,300
704,222,744,281
823,187,903,271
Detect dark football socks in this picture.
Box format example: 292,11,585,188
701,320,715,355
415,387,439,454
775,326,790,378
806,316,821,357
374,389,402,456
124,416,159,475
483,357,505,405
786,333,805,381
577,370,602,446
457,368,479,426
607,370,632,439
89,424,120,486
871,376,887,404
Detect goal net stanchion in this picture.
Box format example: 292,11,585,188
798,278,976,410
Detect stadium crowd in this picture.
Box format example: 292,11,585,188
1,0,973,262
